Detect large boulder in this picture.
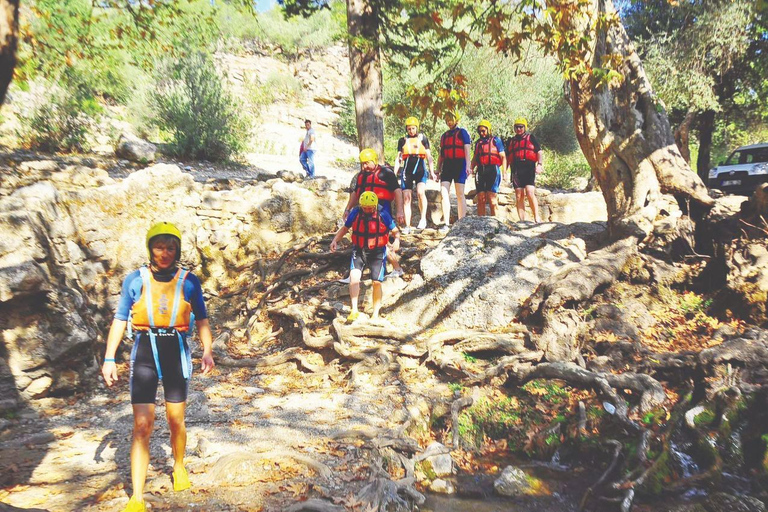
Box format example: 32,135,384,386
114,133,157,164
385,216,604,331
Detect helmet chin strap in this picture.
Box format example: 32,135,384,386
149,259,178,275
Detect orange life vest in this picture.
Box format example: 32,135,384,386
440,129,466,160
131,268,192,332
356,167,396,203
350,208,389,250
402,134,428,159
508,133,538,163
475,137,502,166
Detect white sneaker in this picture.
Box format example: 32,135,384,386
417,218,427,230
438,224,450,234
387,268,404,279
338,276,350,284
402,227,411,235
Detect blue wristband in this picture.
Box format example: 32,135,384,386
104,358,116,363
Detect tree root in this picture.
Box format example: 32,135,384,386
356,475,425,512
331,427,421,454
451,395,474,449
331,318,426,359
269,304,335,350
525,237,638,361
216,346,325,373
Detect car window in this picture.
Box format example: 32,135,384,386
726,148,768,165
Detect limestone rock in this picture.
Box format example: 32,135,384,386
387,216,604,331
421,442,453,478
429,478,456,494
749,183,768,218
493,465,533,497
114,133,156,163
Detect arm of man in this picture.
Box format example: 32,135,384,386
195,318,215,374
464,144,472,176
330,226,350,252
102,319,127,386
436,153,443,180
426,149,436,180
531,134,543,173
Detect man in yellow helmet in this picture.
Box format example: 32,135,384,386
436,110,472,232
506,117,543,222
342,148,405,279
102,222,215,512
331,191,401,322
471,120,507,216
394,116,436,233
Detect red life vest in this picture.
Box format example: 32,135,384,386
350,208,389,250
440,129,466,159
402,134,428,159
475,137,502,166
509,133,538,163
356,167,395,203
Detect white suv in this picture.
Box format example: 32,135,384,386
708,143,768,195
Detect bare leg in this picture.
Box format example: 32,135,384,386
526,185,540,223
477,192,487,216
349,268,363,312
440,181,451,225
371,281,383,318
515,188,526,220
416,182,428,226
455,183,467,219
488,192,498,217
387,248,402,271
403,189,413,228
129,404,155,503
165,402,187,474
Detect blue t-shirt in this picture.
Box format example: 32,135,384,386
114,268,208,322
345,206,397,231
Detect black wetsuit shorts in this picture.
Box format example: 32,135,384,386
130,329,192,404
350,246,388,282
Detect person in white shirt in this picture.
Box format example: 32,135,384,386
299,119,317,178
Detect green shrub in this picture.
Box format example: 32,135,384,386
538,151,592,190
18,82,96,153
334,96,358,141
151,53,250,161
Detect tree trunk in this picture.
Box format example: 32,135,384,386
346,0,385,162
565,0,713,239
674,109,696,164
0,0,19,107
697,109,716,182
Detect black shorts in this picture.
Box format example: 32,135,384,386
513,168,536,188
440,160,468,185
400,159,428,190
474,165,501,193
350,246,387,282
130,329,192,404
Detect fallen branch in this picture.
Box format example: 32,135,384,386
216,346,324,373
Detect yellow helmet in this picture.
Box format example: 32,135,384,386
146,221,182,260
513,117,528,129
405,116,420,128
359,148,378,163
477,119,492,135
359,191,379,209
